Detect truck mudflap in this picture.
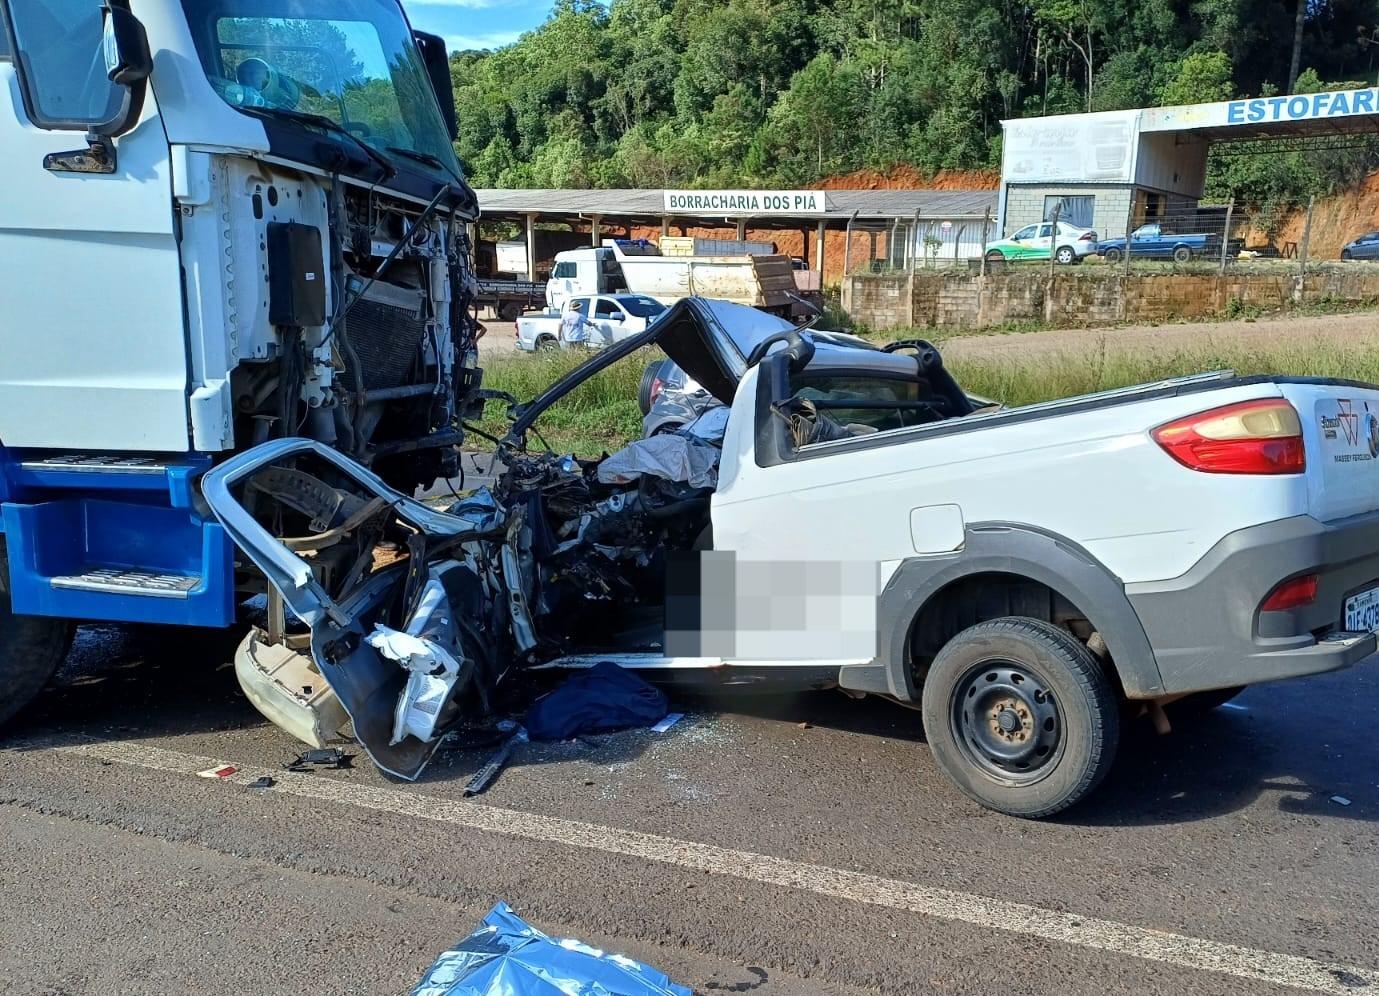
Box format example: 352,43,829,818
201,439,505,780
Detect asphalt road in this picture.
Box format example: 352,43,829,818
2,625,1378,996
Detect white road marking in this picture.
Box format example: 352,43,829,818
33,736,1378,995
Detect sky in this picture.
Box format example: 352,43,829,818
401,0,553,53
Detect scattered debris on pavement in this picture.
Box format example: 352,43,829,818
283,747,354,772
246,776,276,790
463,728,528,797
196,765,238,779
411,902,689,996
1331,795,1352,807
650,712,684,734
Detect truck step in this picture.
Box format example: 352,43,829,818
18,455,167,474
50,567,200,599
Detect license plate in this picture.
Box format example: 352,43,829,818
1344,585,1379,632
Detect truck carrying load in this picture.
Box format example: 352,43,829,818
659,236,776,257
545,242,803,314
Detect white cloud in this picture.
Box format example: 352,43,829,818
443,30,523,51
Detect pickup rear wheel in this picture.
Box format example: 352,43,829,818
0,543,76,728
1172,245,1192,263
1054,246,1076,265
921,617,1118,818
1103,247,1123,264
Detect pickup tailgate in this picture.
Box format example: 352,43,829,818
1281,382,1379,521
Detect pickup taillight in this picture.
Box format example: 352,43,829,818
1151,399,1305,474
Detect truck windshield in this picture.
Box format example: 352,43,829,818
183,0,459,175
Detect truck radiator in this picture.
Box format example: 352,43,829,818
340,281,427,393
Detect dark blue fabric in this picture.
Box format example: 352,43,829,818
524,661,668,741
411,902,690,995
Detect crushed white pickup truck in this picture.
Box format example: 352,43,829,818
203,298,1379,817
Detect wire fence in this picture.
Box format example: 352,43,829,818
843,197,1368,278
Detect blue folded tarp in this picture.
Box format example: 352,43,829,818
412,903,691,996
524,661,668,741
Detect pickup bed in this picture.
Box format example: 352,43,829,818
1096,223,1219,262
201,298,1379,818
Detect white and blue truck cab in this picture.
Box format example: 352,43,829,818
0,0,480,723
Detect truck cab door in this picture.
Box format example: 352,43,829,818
0,1,189,452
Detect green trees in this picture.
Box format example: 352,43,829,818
446,0,1379,207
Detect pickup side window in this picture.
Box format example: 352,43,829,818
593,299,623,319
552,262,577,279
6,0,123,129
1037,223,1053,239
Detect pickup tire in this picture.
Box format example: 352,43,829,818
535,335,558,352
921,617,1118,818
1171,245,1192,263
0,542,76,728
1102,247,1123,264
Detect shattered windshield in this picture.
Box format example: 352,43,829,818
184,0,460,174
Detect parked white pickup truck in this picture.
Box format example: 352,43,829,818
203,299,1379,817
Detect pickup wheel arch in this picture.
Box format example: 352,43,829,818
841,523,1164,703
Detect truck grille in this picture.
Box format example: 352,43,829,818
340,288,427,393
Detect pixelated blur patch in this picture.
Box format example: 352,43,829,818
665,551,878,660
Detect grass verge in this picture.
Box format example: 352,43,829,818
477,340,1379,457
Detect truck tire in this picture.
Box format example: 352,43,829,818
637,359,663,415
497,301,522,322
1172,245,1192,263
535,335,558,352
1103,247,1123,264
921,617,1119,818
0,543,76,728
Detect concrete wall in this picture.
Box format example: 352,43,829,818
845,267,1379,331
1002,184,1135,238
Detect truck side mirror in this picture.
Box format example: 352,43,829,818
413,31,459,142
42,0,150,173
102,2,152,88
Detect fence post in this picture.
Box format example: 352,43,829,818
979,210,991,277
1219,202,1234,275
1122,199,1134,277
954,225,964,266
1298,195,1315,278
843,211,856,279
1048,203,1061,280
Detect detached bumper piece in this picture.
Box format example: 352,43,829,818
412,902,689,996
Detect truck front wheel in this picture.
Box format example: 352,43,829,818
0,544,75,727
921,617,1119,818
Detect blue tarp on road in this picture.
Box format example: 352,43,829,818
412,903,691,996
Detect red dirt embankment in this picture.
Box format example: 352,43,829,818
1264,172,1379,260
818,166,1000,191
